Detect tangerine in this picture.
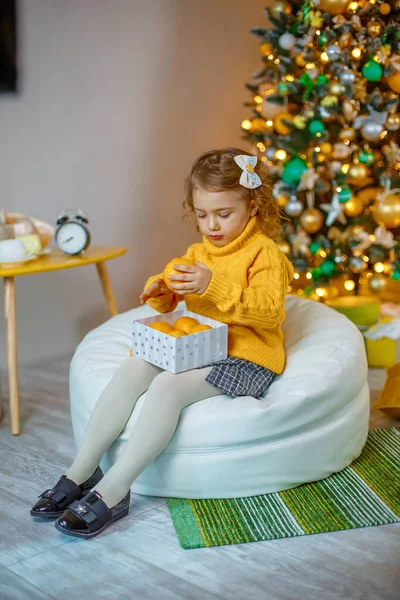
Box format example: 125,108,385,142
168,329,188,338
163,257,194,291
191,324,212,333
149,321,173,334
173,316,199,333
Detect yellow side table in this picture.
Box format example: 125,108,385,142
0,246,128,435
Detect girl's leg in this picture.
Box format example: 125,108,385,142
66,357,162,485
93,367,221,508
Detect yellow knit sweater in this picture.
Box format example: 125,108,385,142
144,216,294,374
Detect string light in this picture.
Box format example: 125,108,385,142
344,280,355,291
315,287,327,298
306,272,312,279
241,120,252,130
342,164,350,173
266,120,273,126
349,2,359,10
293,272,300,280
320,52,329,62
254,95,263,104
257,142,266,152
275,149,287,160
374,262,385,273
352,48,362,58
306,63,316,69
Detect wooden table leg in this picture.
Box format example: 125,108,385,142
4,277,20,435
96,261,118,317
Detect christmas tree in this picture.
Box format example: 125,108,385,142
242,0,400,301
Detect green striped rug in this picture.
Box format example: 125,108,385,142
166,427,400,549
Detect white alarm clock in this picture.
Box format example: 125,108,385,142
55,209,91,255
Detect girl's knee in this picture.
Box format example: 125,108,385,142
145,371,188,408
113,356,156,381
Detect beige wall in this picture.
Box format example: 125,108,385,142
0,0,269,364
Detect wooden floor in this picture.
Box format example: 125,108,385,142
0,359,399,600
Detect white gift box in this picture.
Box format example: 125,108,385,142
132,309,228,373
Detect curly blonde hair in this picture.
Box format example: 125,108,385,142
183,147,283,239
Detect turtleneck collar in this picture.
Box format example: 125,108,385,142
202,216,262,257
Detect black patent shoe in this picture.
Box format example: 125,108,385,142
55,490,130,539
30,467,103,518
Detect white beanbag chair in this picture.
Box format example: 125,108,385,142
70,296,370,498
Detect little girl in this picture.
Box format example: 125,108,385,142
31,147,294,539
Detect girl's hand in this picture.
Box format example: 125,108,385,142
139,278,171,305
168,261,212,295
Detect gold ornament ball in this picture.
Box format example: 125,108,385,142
386,114,400,132
380,3,391,15
319,0,351,15
259,42,272,56
320,142,333,156
329,82,346,96
251,118,269,133
299,208,324,234
356,187,382,206
369,274,388,294
274,112,294,135
277,239,291,254
387,71,400,94
366,21,383,38
373,193,400,229
339,127,356,142
344,196,364,217
276,194,289,208
270,0,292,19
295,53,307,67
347,163,369,186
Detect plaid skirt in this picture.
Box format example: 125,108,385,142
201,356,276,398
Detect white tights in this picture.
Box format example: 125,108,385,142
66,357,221,508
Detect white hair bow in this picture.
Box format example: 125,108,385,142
234,155,262,189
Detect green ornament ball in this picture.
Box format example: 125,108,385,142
320,260,336,277
277,83,290,96
281,156,308,185
361,60,383,82
318,32,328,47
311,267,322,281
359,150,374,165
309,241,320,255
308,120,325,135
338,187,352,203
392,269,400,281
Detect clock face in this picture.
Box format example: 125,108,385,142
56,222,89,255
